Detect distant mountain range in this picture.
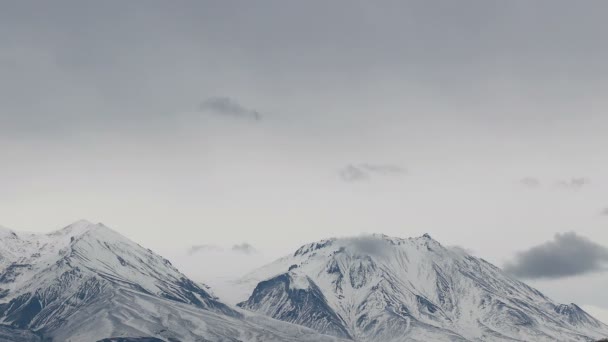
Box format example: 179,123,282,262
0,221,606,341
0,221,345,341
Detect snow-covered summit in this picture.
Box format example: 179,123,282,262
237,233,608,342
49,219,107,236
0,220,233,325
0,220,350,342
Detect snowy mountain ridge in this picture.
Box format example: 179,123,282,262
0,220,348,342
236,233,608,342
1,221,607,341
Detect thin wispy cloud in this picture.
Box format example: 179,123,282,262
200,97,262,121
187,244,222,255
520,177,541,189
339,165,371,182
232,243,257,254
556,178,590,190
339,163,406,182
504,232,608,279
518,177,592,190
187,243,258,255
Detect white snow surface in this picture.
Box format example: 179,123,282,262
0,220,348,342
2,221,608,342
234,233,608,342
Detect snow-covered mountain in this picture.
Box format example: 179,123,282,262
236,234,608,342
3,221,607,341
0,220,347,342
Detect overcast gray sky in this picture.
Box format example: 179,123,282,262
1,0,608,316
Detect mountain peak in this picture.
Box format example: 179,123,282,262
51,219,117,239
0,223,343,342
63,219,100,231
237,233,608,341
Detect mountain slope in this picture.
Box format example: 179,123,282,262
239,272,352,339
236,234,608,342
0,220,347,341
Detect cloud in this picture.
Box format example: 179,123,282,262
504,232,608,279
556,177,590,189
351,237,386,255
601,208,608,216
339,163,406,182
199,97,262,121
187,243,258,256
517,177,592,190
231,243,257,254
339,165,371,182
187,244,222,255
341,235,394,257
520,177,541,188
359,164,406,174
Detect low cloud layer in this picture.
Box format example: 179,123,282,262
504,232,608,279
200,97,262,121
339,163,406,182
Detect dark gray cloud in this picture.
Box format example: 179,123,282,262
520,177,541,188
200,97,262,121
339,163,405,182
504,232,608,279
231,243,257,254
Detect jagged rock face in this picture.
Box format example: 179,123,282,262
237,234,608,342
0,221,350,342
238,272,352,339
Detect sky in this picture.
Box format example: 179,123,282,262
1,0,608,320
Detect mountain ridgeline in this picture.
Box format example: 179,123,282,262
0,221,606,341
0,221,347,342
236,234,608,342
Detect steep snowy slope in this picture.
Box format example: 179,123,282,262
241,271,352,339
237,234,608,342
0,220,348,342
